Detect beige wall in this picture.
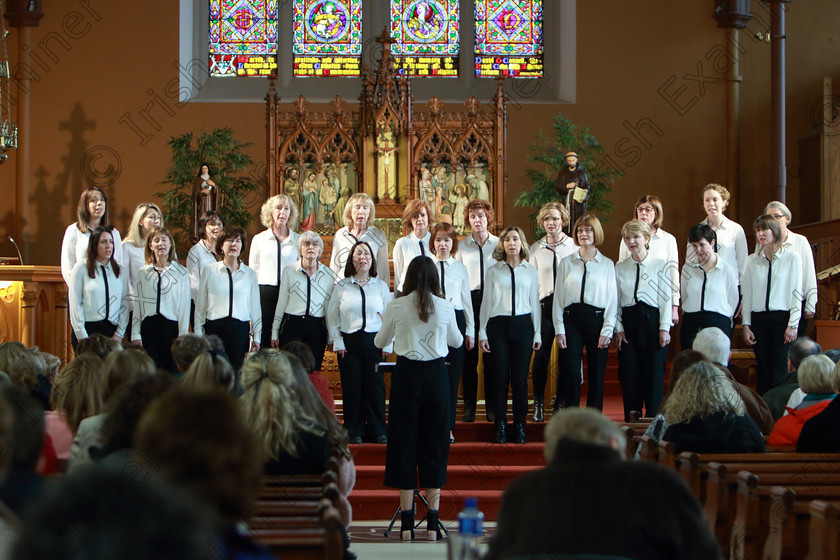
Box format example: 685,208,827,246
2,0,838,265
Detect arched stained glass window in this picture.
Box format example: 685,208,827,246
390,1,459,77
292,0,363,77
475,0,544,78
209,0,279,77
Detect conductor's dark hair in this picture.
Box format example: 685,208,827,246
401,256,441,323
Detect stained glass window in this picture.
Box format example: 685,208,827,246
475,0,544,78
209,0,279,77
293,0,363,77
390,1,459,77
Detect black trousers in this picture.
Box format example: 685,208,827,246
204,317,250,374
751,310,792,395
141,315,179,374
531,295,558,403
337,331,385,440
680,310,732,350
276,314,329,371
797,299,810,338
485,315,534,424
75,320,117,350
446,309,467,430
560,303,609,410
384,356,449,489
617,303,668,421
258,284,280,349
462,289,490,410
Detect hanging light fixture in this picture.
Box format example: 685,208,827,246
0,0,17,163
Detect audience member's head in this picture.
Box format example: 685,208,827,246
788,337,822,371
0,385,45,473
0,341,40,390
170,334,211,372
665,362,745,425
75,333,122,360
102,349,156,402
179,351,234,392
544,408,626,463
98,372,173,457
38,351,61,383
665,349,709,397
823,348,840,364
50,354,104,433
692,327,730,365
281,340,317,374
135,388,261,526
13,466,216,560
797,354,837,395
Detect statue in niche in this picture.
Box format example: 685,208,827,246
375,122,398,200
193,162,218,239
555,151,589,233
448,183,469,234
467,169,490,201
432,164,451,219
301,169,318,231
284,167,301,209
419,166,435,211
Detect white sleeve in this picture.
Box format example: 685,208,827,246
392,238,405,292
741,258,754,326
177,265,191,336
69,263,88,339
665,235,680,306
111,228,124,268
478,267,495,341
131,273,142,342
272,268,292,341
460,267,475,336
734,225,749,283
600,262,618,338
194,266,209,336
618,240,630,262
249,233,262,274
375,230,390,289
446,302,464,349
552,260,567,335
800,240,818,314
61,226,78,285
374,300,396,350
530,267,541,345
249,271,262,343
326,284,345,352
115,269,130,338
657,261,672,332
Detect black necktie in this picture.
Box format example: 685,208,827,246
304,271,312,317
633,262,640,304
700,267,707,312
101,265,110,321
508,264,516,316
359,284,367,331
227,268,234,318
155,269,162,315
552,248,558,287
479,244,485,294
419,240,426,256
440,261,446,297
765,258,772,311
579,260,587,304
276,236,283,286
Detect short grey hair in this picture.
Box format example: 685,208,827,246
764,201,792,223
543,408,625,462
693,327,731,365
297,230,324,256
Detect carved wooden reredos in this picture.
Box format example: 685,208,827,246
266,30,508,234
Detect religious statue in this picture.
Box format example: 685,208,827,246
448,183,469,234
419,166,435,210
193,162,218,240
554,151,590,233
375,122,398,200
284,167,301,208
301,169,319,231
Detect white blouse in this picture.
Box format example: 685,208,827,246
552,250,617,338
741,247,802,329
680,256,739,317
61,224,123,285
130,262,191,342
68,260,129,340
122,242,146,299
618,227,680,306
529,235,577,300
392,230,432,293
375,293,463,361
770,230,818,315
271,262,336,339
329,226,391,286
614,255,672,333
187,241,219,300
431,256,475,336
326,276,392,352
455,233,499,292
686,217,748,283
478,260,541,344
249,229,301,286
194,261,262,341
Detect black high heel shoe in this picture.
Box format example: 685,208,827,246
400,508,415,541
426,509,442,541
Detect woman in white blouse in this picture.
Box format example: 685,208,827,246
764,201,818,337
688,183,748,283
61,187,123,286
430,223,474,442
614,220,672,421
742,214,802,395
122,203,163,292
187,210,224,315
376,256,462,541
327,241,392,444
528,201,576,421
479,227,541,444
194,226,261,376
329,193,390,285
392,199,433,296
130,226,190,373
680,223,739,349
454,199,499,422
249,194,300,350
270,231,335,369
618,195,680,324
69,226,129,348
553,214,617,412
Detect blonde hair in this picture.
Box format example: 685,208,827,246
797,354,836,394
536,201,569,230
492,226,531,261
620,219,651,243
143,226,178,265
573,214,605,246
124,203,163,248
51,354,104,433
342,193,375,229
239,350,321,461
665,362,745,425
260,194,299,229
180,351,235,392
102,349,155,402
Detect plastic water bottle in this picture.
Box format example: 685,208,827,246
453,497,484,560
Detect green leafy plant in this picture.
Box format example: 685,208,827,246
157,127,261,253
514,113,622,237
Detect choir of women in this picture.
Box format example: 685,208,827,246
62,187,123,285
392,199,433,296
329,193,390,283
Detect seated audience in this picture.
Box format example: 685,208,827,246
768,354,836,446
134,388,274,560
485,408,720,560
797,359,840,452
763,337,822,420
46,353,103,460
282,340,335,412
74,332,122,360
178,350,235,392
169,333,212,376
663,361,765,454
0,341,50,409
692,327,774,433
0,385,46,517
36,350,61,384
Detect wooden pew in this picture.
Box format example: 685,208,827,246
248,500,344,560
806,500,840,560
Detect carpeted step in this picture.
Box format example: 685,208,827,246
353,464,539,491
349,489,504,522
452,420,548,443
350,442,547,467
